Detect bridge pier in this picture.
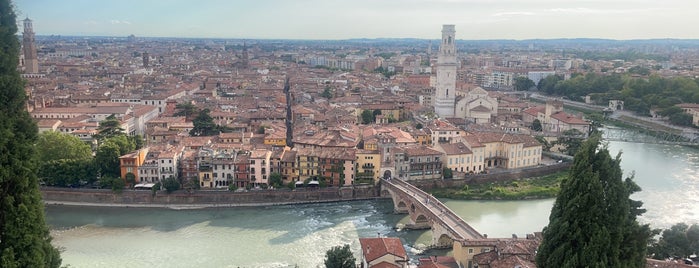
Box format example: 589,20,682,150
382,178,484,249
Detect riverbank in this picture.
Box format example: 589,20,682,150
41,163,572,207
431,171,568,200
41,185,382,209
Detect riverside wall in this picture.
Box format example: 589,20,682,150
408,162,572,191
41,163,570,207
41,186,382,208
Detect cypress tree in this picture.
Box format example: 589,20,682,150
0,1,62,267
536,135,651,267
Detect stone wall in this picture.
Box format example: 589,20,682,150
41,163,569,206
41,185,381,207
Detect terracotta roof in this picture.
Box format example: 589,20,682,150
550,111,590,125
359,237,407,264
523,106,545,117
418,256,459,268
489,255,536,268
440,142,473,155
676,103,699,109
471,105,492,113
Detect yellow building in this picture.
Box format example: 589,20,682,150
434,142,473,173
463,132,542,171
355,149,381,184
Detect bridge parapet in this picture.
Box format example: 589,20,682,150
382,178,484,244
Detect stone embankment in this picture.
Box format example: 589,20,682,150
42,186,381,209
42,163,571,208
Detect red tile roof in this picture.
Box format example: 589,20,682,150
359,237,407,264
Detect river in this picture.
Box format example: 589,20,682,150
46,140,699,267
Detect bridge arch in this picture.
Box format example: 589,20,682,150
436,233,453,247
396,201,407,210
415,214,429,224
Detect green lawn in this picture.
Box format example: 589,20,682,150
431,171,568,200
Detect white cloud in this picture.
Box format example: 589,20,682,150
110,20,131,25
545,7,657,15
492,11,536,17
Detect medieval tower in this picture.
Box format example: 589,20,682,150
433,25,457,118
22,18,39,73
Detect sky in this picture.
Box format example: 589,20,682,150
13,0,699,40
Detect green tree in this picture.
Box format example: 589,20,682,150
669,112,693,126
95,142,122,178
190,109,220,136
125,172,136,188
129,134,144,150
649,223,699,260
321,86,333,99
106,135,136,155
38,158,97,187
162,176,180,193
442,167,453,179
269,172,283,188
0,1,62,266
95,114,125,141
415,123,423,130
536,136,651,267
173,102,198,120
98,175,125,192
324,244,356,268
514,76,536,91
537,74,563,95
361,110,374,124
535,136,553,152
555,129,585,156
531,119,543,132
36,131,92,162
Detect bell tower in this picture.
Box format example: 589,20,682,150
22,18,39,73
434,25,457,118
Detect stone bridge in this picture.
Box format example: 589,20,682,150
381,178,484,247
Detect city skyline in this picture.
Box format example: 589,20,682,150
15,0,699,40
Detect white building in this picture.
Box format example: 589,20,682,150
528,71,556,86
434,25,457,118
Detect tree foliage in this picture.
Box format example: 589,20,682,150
173,102,198,120
0,1,62,265
554,129,585,156
36,131,92,163
190,108,221,136
531,119,543,132
95,141,122,178
99,175,124,192
536,136,651,267
321,86,333,99
269,172,283,188
361,110,374,124
442,167,453,179
38,158,97,187
649,223,699,260
324,244,356,268
539,73,699,117
514,76,536,91
95,114,125,141
162,176,180,193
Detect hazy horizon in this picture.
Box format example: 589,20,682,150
15,0,699,40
